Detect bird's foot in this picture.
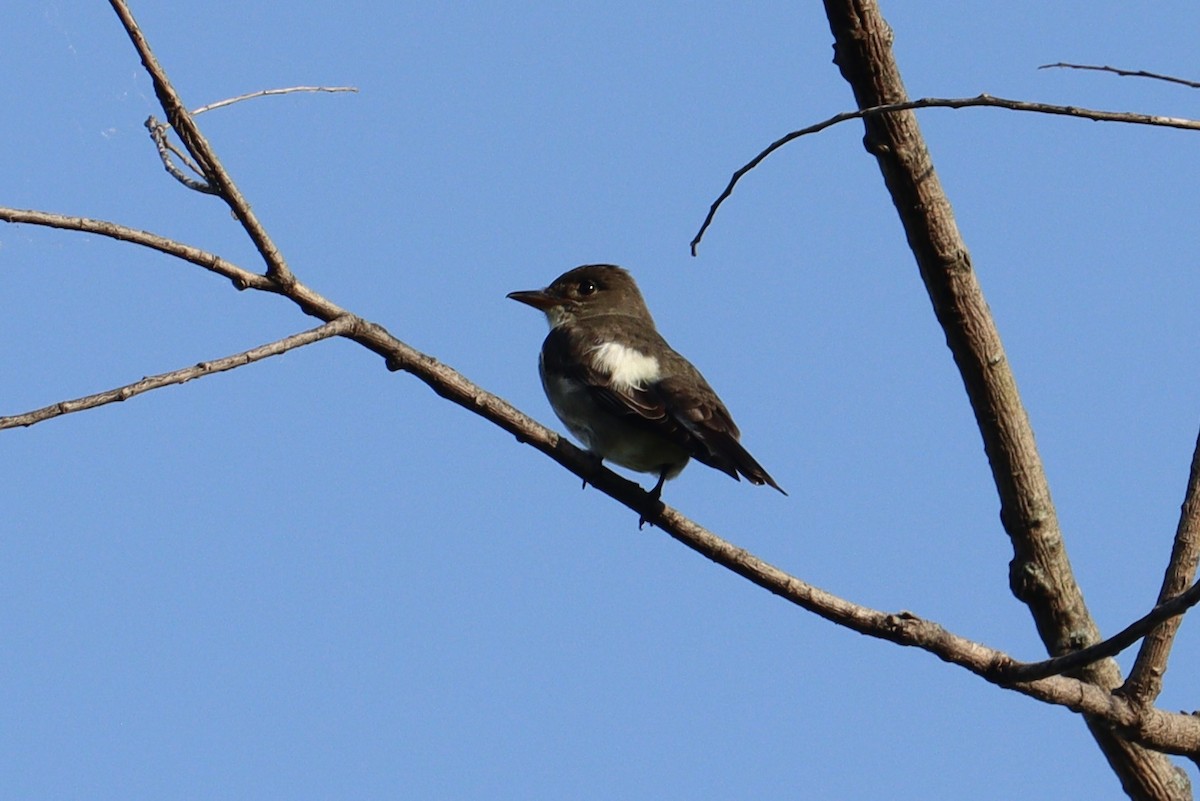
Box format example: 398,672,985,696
639,471,669,529
580,451,604,491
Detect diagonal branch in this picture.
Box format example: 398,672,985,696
1121,427,1200,706
0,318,358,430
691,94,1200,254
107,0,294,286
1039,62,1200,90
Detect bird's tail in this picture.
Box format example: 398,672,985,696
696,430,787,496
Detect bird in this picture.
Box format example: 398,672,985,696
507,264,785,513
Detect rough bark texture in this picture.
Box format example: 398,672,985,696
818,2,1191,798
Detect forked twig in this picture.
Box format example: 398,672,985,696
146,116,216,194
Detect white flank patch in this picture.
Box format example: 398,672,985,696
589,342,660,390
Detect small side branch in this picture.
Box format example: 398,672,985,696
192,85,358,115
0,317,357,430
691,94,1200,254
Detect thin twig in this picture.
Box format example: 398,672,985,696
192,85,358,115
1039,62,1200,90
691,93,1200,254
108,0,295,286
0,318,357,430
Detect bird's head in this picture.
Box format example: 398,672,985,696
507,264,653,328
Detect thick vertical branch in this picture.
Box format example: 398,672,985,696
818,1,1190,799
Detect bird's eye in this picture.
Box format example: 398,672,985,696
577,279,597,296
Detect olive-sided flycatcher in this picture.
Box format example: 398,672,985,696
507,264,785,503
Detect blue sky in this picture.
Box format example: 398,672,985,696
4,2,1200,799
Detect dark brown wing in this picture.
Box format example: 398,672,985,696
654,372,785,494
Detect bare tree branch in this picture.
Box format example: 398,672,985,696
1122,428,1200,706
1040,62,1200,90
691,94,1200,254
818,2,1189,797
0,318,357,430
192,85,358,115
0,207,273,292
107,0,295,286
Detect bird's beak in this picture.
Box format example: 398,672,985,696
506,289,563,311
